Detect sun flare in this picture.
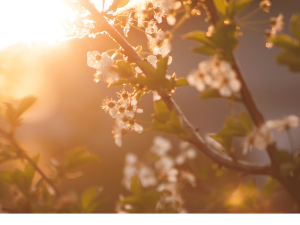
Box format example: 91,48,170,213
0,0,79,47
0,0,142,48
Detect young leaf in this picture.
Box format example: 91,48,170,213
15,96,37,119
175,78,189,87
116,60,135,79
276,50,300,72
154,100,170,114
131,174,142,196
269,35,295,49
156,56,169,79
13,169,30,191
210,134,232,152
65,147,99,171
291,14,300,40
0,171,13,183
228,0,252,17
199,89,221,99
136,61,157,77
170,109,182,128
81,187,100,210
192,45,218,55
213,0,227,16
183,31,216,48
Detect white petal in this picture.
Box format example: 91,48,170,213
195,80,205,92
87,58,96,67
136,108,143,113
134,123,143,133
147,55,157,67
167,56,173,65
287,115,299,128
135,66,142,73
167,15,176,26
115,136,122,147
229,79,241,92
219,85,231,97
153,91,161,101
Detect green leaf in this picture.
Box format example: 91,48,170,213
152,113,170,124
116,60,135,79
175,78,189,87
211,134,232,152
81,187,101,210
157,56,169,79
131,174,142,196
213,0,227,16
136,61,157,77
291,14,300,40
218,112,253,136
65,147,99,171
269,35,295,49
154,100,170,114
183,31,216,48
192,45,218,55
13,169,30,191
15,96,37,119
276,50,300,72
3,102,17,125
199,89,221,99
117,0,130,8
24,154,40,186
0,171,13,183
239,112,253,133
135,45,142,52
170,109,182,128
211,21,239,52
228,0,252,17
262,178,282,197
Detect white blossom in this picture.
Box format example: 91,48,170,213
151,136,172,156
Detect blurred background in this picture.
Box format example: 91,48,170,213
0,0,299,212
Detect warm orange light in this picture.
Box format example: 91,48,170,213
0,0,75,48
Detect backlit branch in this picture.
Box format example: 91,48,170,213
78,0,273,176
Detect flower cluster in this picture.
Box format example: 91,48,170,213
87,51,119,83
243,115,299,154
187,57,242,97
265,14,284,48
259,0,271,13
145,21,172,57
102,89,143,147
119,136,197,213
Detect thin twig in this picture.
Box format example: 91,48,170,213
170,13,188,35
0,127,60,196
238,7,262,22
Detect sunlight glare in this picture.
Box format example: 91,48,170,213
0,0,75,48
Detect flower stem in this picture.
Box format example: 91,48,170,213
242,26,266,34
238,7,262,22
170,13,189,35
129,24,146,33
240,20,271,26
287,129,295,156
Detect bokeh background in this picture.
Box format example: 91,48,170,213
0,0,300,212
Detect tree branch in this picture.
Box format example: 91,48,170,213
0,127,60,196
203,0,279,166
78,0,273,176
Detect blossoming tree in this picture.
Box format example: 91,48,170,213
0,0,300,213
